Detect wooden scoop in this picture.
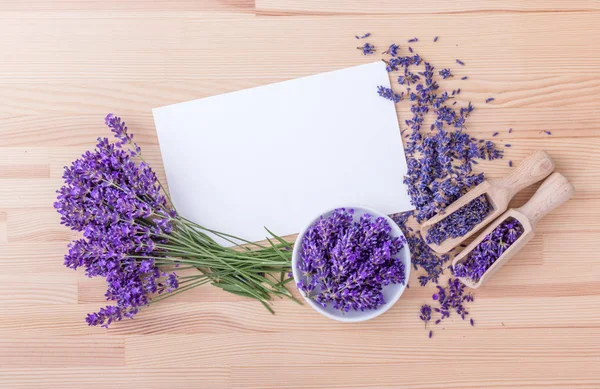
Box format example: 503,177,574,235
420,150,555,254
452,172,575,289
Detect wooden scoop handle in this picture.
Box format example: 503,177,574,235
490,150,555,200
517,172,575,227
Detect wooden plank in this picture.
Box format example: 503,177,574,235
230,361,600,388
125,328,600,367
256,0,600,15
0,336,125,367
0,367,230,389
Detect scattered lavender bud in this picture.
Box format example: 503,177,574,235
377,85,403,103
505,144,511,147
384,43,400,57
461,76,468,80
425,195,492,245
456,88,461,94
408,37,419,43
453,218,524,282
508,160,513,167
544,130,552,135
408,46,413,53
470,318,474,326
357,42,375,55
493,132,499,137
439,68,453,79
456,59,465,65
485,97,495,103
434,36,439,42
355,33,371,39
509,128,513,133
420,304,432,326
429,330,433,338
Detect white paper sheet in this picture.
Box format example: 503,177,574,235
153,61,414,245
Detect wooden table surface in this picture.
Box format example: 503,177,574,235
1,1,600,388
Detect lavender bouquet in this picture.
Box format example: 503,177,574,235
55,114,296,327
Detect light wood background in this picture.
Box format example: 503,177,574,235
1,1,599,388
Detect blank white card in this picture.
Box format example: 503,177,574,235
153,61,414,245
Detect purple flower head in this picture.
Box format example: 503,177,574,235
357,42,375,55
420,304,432,325
377,86,403,103
384,43,400,57
439,68,453,79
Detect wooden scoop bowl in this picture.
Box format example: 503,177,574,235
420,150,555,254
452,172,575,289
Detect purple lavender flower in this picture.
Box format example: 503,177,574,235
425,195,493,245
433,36,439,42
456,59,465,65
420,304,432,326
384,43,400,57
377,85,403,103
453,218,524,282
296,209,407,312
355,32,371,39
485,97,495,103
544,130,552,135
357,42,375,55
439,68,453,79
461,76,468,80
408,37,418,43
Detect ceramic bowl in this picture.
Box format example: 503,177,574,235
291,205,411,322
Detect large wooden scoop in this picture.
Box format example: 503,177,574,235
452,172,575,288
420,150,555,254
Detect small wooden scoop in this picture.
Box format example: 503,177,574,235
420,150,555,254
452,172,575,289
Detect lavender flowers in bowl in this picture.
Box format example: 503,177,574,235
291,207,411,322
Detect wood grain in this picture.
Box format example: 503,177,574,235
1,1,599,388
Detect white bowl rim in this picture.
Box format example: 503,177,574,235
291,205,411,323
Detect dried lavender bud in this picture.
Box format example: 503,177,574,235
357,42,375,55
384,43,400,57
377,86,403,103
453,218,524,282
456,59,465,65
493,132,499,137
461,76,468,80
544,130,552,135
425,195,493,245
509,128,513,133
420,304,432,326
470,318,474,326
505,144,511,147
439,68,453,79
408,46,413,53
508,160,513,167
296,209,407,313
429,330,433,338
355,33,371,39
434,36,439,42
485,97,495,103
408,37,419,43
